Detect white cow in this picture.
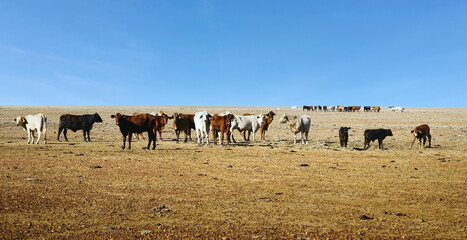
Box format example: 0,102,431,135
279,113,311,144
14,113,47,144
194,111,212,145
390,106,405,112
230,114,264,142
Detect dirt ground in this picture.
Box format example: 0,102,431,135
0,106,466,239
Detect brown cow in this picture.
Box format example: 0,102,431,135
173,113,195,143
133,111,173,141
370,106,381,112
211,113,235,146
111,113,156,150
259,111,276,140
410,124,432,149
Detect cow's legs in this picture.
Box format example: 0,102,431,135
175,130,180,143
364,138,369,149
212,130,218,145
43,128,47,144
127,132,132,150
188,128,192,141
196,129,201,145
121,134,127,150
57,127,63,142
293,133,297,145
409,136,417,149
378,139,383,149
27,129,32,144
83,130,88,142
421,136,427,149
63,129,69,142
184,129,189,143
226,131,231,146
205,129,210,145
305,131,309,145
148,130,156,150
87,130,92,142
36,129,41,144
246,130,251,142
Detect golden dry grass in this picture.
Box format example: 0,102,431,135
0,106,466,239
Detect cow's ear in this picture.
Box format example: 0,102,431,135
22,117,28,124
410,130,414,133
111,115,115,118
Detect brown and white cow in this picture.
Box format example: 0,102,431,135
410,124,432,149
14,113,48,144
111,113,156,150
259,111,276,141
173,113,195,143
211,113,235,146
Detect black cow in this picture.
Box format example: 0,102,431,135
364,129,393,150
339,127,351,147
303,105,312,111
57,113,103,142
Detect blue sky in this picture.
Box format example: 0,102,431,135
1,1,466,107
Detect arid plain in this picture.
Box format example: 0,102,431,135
0,106,466,239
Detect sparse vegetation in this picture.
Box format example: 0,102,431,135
1,106,465,239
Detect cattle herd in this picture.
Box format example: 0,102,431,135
302,105,406,112
13,107,433,151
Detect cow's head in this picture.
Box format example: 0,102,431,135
411,128,423,137
93,113,103,123
279,113,289,124
266,111,276,120
111,113,122,125
257,113,264,124
223,114,235,124
14,116,27,127
385,129,393,136
340,127,351,133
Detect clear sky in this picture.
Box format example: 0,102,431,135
1,1,466,107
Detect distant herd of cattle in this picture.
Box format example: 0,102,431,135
13,109,431,150
302,105,405,112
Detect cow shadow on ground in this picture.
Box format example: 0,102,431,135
352,147,366,151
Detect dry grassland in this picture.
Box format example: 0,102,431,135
0,106,466,239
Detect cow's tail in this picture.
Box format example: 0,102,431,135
41,114,47,144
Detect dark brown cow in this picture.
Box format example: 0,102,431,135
211,114,235,146
57,113,103,142
364,129,393,150
173,113,195,143
410,124,432,149
111,113,156,150
339,127,351,147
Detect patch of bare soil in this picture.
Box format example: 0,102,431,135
1,106,466,239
